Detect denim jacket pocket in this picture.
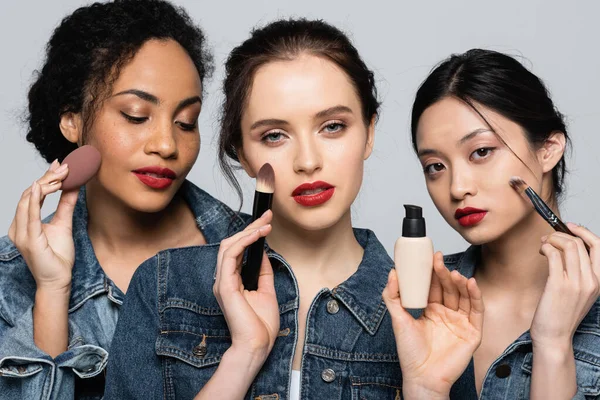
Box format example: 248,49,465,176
521,347,600,399
350,376,403,400
156,305,231,369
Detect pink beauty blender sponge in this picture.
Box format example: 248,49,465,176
60,145,102,191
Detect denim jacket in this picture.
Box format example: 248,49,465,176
105,228,409,399
446,246,600,400
0,180,244,400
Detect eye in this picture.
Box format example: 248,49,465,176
177,121,197,132
322,121,346,134
261,131,285,144
121,112,147,124
470,147,495,161
424,162,445,177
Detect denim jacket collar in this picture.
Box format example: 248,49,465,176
265,228,391,336
69,180,245,312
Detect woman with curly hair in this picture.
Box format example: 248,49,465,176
0,1,242,399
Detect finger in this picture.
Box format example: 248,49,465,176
40,163,69,186
433,255,460,311
221,226,271,279
27,181,43,239
15,186,34,244
382,270,414,328
566,223,598,252
544,233,581,281
243,210,273,233
49,159,60,172
428,252,444,304
540,243,565,283
451,270,470,316
256,251,276,294
467,278,484,331
50,189,79,229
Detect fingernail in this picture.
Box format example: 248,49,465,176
55,163,68,173
49,159,59,171
541,235,548,242
566,222,578,229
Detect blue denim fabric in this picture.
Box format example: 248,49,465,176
0,180,245,400
446,246,600,400
105,228,411,399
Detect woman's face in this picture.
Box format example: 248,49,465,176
239,54,374,232
415,96,559,245
65,39,202,213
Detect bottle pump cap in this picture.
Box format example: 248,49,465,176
402,204,426,237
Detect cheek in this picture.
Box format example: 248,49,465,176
425,179,455,223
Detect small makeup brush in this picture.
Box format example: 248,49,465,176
509,176,590,251
242,163,275,290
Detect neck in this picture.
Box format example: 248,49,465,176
266,210,363,284
477,209,558,295
85,181,193,256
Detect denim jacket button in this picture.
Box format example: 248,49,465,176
193,344,207,357
495,364,511,378
321,368,336,383
326,299,339,314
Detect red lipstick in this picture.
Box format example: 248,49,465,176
292,181,335,207
455,207,488,227
132,166,177,189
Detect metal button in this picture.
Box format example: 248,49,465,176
495,364,511,378
193,344,207,357
321,368,336,383
326,299,339,314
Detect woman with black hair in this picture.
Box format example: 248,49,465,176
385,49,600,399
0,1,245,399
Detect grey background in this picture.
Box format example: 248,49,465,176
1,0,599,256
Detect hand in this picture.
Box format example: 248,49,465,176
382,251,484,397
530,225,600,349
213,210,280,362
8,160,78,292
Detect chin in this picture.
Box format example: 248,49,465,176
126,193,177,214
456,224,506,246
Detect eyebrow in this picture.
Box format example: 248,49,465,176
249,105,354,131
417,128,492,157
113,89,202,112
458,128,492,145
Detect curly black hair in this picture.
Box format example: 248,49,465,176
26,0,213,162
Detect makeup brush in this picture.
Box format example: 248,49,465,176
242,163,275,290
509,176,590,252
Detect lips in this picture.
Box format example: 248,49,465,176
292,181,335,207
132,166,177,190
454,207,488,227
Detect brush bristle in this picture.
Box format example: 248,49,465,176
508,176,527,193
256,163,275,193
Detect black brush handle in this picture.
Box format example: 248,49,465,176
242,191,273,290
526,188,590,252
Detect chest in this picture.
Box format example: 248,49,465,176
155,264,403,399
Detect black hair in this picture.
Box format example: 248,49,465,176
218,18,380,202
411,48,569,198
26,0,213,162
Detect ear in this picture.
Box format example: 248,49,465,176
59,112,83,145
536,131,566,173
363,115,376,160
237,147,256,178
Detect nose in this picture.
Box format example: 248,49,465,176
144,120,178,159
449,164,477,201
293,134,322,175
